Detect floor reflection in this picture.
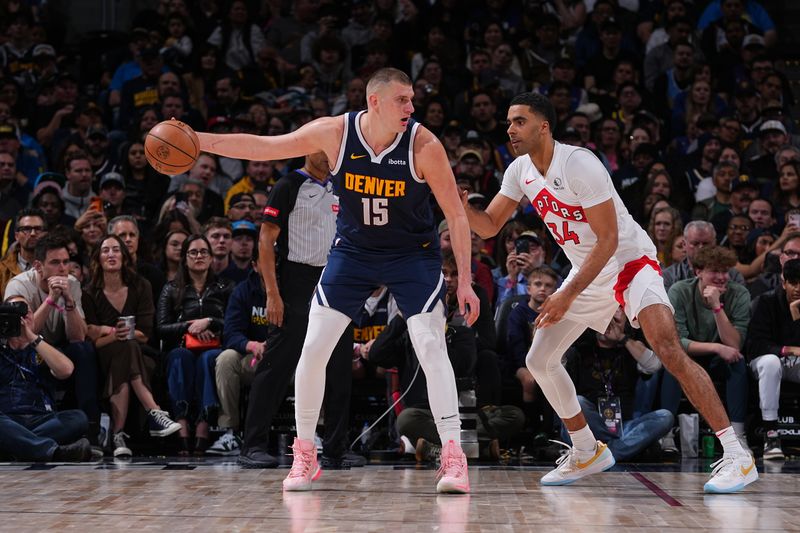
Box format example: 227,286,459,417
282,491,322,533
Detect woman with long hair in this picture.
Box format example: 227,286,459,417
157,234,233,454
648,207,684,267
83,235,180,457
129,106,161,143
774,160,800,216
206,0,266,71
160,229,189,282
671,77,726,137
74,209,107,260
150,205,199,263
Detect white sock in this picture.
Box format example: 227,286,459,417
569,425,597,458
716,426,745,456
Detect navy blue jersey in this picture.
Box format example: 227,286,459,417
330,111,438,252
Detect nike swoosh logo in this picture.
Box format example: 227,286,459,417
422,242,431,248
576,442,606,469
441,414,458,420
309,194,318,198
740,459,755,476
525,179,536,184
350,153,368,160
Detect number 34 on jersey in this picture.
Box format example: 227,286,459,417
532,189,583,246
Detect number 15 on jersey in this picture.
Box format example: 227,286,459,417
362,198,389,226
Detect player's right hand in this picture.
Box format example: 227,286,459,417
267,294,285,328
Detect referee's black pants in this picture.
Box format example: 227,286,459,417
242,261,354,458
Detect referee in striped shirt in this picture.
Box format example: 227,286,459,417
238,152,359,468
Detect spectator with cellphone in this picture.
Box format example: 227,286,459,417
0,295,93,462
495,231,548,306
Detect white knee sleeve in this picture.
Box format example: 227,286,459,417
525,319,587,419
406,301,461,445
294,300,351,441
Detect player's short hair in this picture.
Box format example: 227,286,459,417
528,265,558,283
509,92,557,134
692,245,737,272
366,68,411,95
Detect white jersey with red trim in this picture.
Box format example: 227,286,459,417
500,142,665,331
500,142,657,285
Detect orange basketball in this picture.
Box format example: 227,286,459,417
144,118,200,175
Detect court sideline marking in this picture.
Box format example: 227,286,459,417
630,472,683,506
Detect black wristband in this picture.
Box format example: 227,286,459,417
29,335,44,350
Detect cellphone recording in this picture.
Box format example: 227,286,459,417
515,238,530,255
789,213,800,227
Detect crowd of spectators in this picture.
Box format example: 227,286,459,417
0,0,798,463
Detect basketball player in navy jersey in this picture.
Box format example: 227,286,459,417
197,68,478,494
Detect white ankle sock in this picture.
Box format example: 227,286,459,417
569,425,597,458
716,426,745,455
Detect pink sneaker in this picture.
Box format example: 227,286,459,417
282,437,322,491
436,440,470,494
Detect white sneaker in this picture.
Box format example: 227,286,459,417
207,430,242,456
113,432,132,457
703,452,758,493
540,441,615,486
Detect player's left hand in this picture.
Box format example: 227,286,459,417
535,290,576,328
456,284,480,326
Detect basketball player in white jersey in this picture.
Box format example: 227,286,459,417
463,92,757,493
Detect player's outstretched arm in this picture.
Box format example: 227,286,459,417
197,116,343,162
461,189,518,239
415,128,480,325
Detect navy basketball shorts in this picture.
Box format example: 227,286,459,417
315,242,445,320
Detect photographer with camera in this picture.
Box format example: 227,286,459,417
4,233,99,440
0,295,92,462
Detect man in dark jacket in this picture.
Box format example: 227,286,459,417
746,259,800,461
208,261,266,455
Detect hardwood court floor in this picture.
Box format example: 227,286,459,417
0,457,798,532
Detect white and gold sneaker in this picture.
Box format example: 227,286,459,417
540,441,615,486
704,452,758,493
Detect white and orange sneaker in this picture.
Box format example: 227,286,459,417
540,440,615,486
282,437,322,492
436,440,470,494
